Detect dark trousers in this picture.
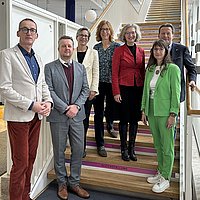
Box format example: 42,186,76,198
83,98,94,150
7,114,41,200
93,82,115,147
119,86,143,150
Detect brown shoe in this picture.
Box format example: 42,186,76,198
58,184,68,200
70,185,90,199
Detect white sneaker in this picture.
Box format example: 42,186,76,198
152,176,170,193
147,171,161,184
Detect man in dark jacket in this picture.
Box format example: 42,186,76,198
158,23,197,102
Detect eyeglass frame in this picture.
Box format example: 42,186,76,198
153,47,165,52
100,28,110,32
78,34,89,38
19,27,37,34
125,31,136,36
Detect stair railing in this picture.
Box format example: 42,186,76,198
187,82,200,115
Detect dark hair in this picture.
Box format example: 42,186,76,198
95,20,114,42
118,23,141,42
147,39,172,75
158,23,175,34
18,18,37,31
58,35,74,47
76,27,91,39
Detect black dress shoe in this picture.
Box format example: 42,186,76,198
107,128,118,138
121,150,130,161
129,151,137,161
82,151,86,158
97,146,107,157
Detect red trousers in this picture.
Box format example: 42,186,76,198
7,114,41,200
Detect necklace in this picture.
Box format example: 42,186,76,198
155,69,160,75
155,65,162,75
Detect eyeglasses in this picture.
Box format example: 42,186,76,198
78,34,89,38
125,31,135,35
100,28,110,32
19,27,37,34
153,47,165,52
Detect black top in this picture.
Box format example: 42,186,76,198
126,43,136,62
77,51,86,64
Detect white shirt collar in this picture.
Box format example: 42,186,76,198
59,58,72,67
168,43,172,51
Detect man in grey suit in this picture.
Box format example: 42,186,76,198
45,35,89,200
0,18,53,200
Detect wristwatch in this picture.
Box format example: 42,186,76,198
170,113,177,117
76,105,81,111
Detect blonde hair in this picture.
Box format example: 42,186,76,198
118,24,141,43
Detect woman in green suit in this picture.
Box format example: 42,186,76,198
141,40,180,193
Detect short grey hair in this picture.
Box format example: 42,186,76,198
76,27,91,39
118,24,142,42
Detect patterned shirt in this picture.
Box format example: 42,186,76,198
94,42,120,83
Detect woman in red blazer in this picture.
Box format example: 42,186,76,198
112,24,145,161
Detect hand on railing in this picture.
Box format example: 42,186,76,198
186,77,200,115
189,80,196,91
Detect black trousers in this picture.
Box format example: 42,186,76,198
93,82,116,147
119,85,143,125
118,86,143,150
83,98,94,150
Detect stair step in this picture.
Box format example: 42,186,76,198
137,20,181,26
149,6,180,10
146,0,181,23
48,168,179,199
146,16,181,19
147,12,180,16
149,7,180,10
65,148,179,175
86,129,180,153
146,17,181,20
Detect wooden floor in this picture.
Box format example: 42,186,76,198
0,106,6,133
48,167,179,200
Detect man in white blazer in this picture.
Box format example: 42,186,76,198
0,18,53,200
45,35,89,200
72,27,99,158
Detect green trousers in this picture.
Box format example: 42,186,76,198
148,99,175,180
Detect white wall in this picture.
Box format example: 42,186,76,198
22,0,151,48
0,0,81,198
88,0,151,48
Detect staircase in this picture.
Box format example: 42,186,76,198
48,117,180,200
137,0,181,64
48,0,181,199
145,0,181,22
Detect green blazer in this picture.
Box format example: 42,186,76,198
141,63,181,117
